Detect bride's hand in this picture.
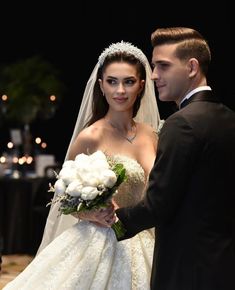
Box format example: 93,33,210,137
72,205,115,227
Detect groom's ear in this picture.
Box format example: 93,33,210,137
188,58,199,78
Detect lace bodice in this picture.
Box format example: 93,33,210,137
112,155,146,208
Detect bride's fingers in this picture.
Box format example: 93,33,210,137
77,210,100,221
103,211,116,223
107,213,117,224
87,212,117,227
99,205,114,214
76,207,115,225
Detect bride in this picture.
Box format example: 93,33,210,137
4,41,162,289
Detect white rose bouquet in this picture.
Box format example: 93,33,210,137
48,150,127,239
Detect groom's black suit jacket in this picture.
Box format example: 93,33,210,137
116,90,235,290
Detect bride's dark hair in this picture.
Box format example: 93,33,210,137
86,51,146,127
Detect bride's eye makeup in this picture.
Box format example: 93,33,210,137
106,77,137,86
106,78,118,85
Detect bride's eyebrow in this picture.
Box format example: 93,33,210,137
106,76,137,80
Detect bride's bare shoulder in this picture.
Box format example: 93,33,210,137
68,120,105,159
136,122,158,150
137,122,158,140
137,122,156,132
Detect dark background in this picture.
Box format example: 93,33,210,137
0,2,233,163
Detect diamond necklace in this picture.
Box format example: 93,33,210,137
106,119,137,144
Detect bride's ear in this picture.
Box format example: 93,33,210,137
138,79,145,94
98,79,104,96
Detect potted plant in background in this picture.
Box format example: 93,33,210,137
0,55,66,176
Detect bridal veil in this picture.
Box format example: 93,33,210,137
37,41,162,253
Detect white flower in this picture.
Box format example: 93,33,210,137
91,158,109,170
62,160,76,168
100,169,117,188
54,179,66,196
81,186,100,200
74,153,91,170
66,180,83,197
90,150,107,161
58,166,78,186
80,172,100,187
74,152,90,163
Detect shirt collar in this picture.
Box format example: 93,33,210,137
179,86,212,109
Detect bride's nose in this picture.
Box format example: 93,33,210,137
116,83,125,93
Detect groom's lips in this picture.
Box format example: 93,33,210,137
156,84,166,92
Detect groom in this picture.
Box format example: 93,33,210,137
109,27,235,290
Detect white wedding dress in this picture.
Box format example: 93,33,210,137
4,155,154,290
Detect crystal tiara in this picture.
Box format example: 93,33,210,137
98,41,147,67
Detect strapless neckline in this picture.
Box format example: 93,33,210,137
111,154,145,176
